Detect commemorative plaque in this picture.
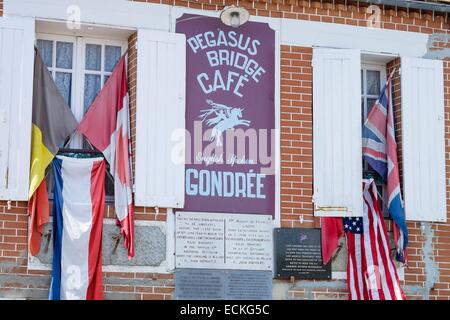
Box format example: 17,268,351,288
175,212,273,270
174,269,272,300
174,269,224,300
274,228,331,279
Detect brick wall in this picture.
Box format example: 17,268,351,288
0,0,450,300
133,0,450,32
280,45,314,229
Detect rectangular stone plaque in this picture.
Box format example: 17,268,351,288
175,212,273,270
274,228,331,280
174,269,272,300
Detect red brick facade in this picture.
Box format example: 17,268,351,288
0,0,449,300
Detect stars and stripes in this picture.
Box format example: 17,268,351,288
362,70,408,263
344,217,363,234
345,179,405,300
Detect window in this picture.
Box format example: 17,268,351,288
36,34,127,201
36,36,75,108
361,64,388,216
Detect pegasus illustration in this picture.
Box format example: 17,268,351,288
199,99,251,147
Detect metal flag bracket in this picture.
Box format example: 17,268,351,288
111,234,122,256
44,230,52,254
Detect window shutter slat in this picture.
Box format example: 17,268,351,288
0,17,35,200
312,48,362,217
134,29,186,208
401,57,446,222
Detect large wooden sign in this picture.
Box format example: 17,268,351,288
274,228,331,279
176,14,276,216
175,212,273,270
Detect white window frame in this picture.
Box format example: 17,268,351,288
35,34,77,109
36,33,127,202
36,33,127,148
74,37,128,148
361,63,387,123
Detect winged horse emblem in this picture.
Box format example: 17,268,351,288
199,99,251,147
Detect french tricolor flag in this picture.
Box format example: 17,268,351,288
49,156,106,300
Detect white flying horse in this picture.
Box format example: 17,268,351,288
199,99,251,147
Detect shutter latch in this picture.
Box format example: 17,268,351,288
314,205,348,213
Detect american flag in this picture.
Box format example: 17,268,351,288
345,179,405,300
362,70,408,263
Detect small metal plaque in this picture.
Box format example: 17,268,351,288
274,228,331,280
174,269,225,300
174,269,272,300
225,270,272,300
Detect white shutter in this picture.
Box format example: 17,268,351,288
135,29,186,208
0,17,35,201
401,57,446,222
312,48,362,217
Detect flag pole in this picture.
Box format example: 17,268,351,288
387,67,396,83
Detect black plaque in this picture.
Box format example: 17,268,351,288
274,228,331,279
175,269,272,300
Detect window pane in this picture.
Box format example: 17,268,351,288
56,42,73,69
37,39,53,67
104,75,110,85
105,169,115,198
46,166,55,199
85,44,102,71
55,72,72,107
361,70,364,94
105,46,121,72
366,70,380,95
361,97,365,125
84,74,101,111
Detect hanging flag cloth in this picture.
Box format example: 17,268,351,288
49,156,106,300
345,179,405,300
362,69,408,263
78,54,134,259
321,217,344,265
28,48,78,256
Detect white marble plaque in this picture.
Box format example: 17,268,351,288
175,212,273,270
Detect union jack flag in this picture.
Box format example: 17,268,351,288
345,179,405,300
362,70,408,263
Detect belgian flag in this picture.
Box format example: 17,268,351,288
28,48,78,255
